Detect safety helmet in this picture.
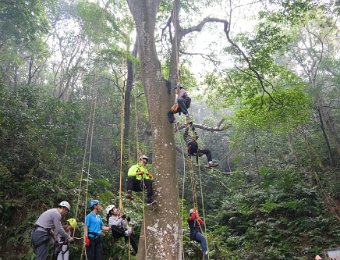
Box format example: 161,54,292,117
189,208,194,214
59,201,71,211
88,199,100,208
105,204,116,214
139,155,149,162
67,218,77,230
175,83,184,89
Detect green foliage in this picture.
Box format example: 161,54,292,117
207,168,340,259
235,86,311,131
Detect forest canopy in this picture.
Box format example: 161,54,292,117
0,0,339,259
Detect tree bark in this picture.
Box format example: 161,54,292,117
127,0,182,259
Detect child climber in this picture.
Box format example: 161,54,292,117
54,218,77,260
183,123,219,168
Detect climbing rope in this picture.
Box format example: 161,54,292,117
177,120,211,260
119,89,125,212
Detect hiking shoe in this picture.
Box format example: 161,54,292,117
208,161,219,167
146,198,156,206
126,191,134,200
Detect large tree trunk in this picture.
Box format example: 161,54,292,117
127,1,182,259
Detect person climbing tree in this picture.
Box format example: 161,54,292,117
168,83,192,126
105,205,138,255
184,123,219,168
84,200,111,260
126,155,155,205
188,208,208,260
54,218,77,260
31,201,73,260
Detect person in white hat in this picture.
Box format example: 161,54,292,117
188,208,208,260
106,205,138,255
126,155,155,205
31,201,73,260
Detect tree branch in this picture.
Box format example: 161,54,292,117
177,119,230,132
179,17,229,40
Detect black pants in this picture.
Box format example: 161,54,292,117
126,177,153,198
111,226,138,253
188,141,212,162
86,237,103,260
177,97,189,115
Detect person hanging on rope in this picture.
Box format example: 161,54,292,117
105,205,138,255
54,218,77,260
84,200,111,260
31,201,73,260
168,83,192,127
126,155,155,205
184,123,219,168
188,208,208,260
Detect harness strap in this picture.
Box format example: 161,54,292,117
88,231,101,238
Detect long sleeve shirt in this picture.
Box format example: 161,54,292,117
35,208,70,239
108,215,125,227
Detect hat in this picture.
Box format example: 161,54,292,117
174,83,184,89
88,199,100,208
59,201,70,211
105,204,116,214
140,155,149,162
67,218,77,230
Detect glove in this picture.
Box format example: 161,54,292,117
147,172,153,178
136,171,144,175
85,236,90,247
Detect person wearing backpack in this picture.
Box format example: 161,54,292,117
106,205,138,255
168,83,192,126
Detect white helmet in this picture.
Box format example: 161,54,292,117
59,201,70,211
105,204,116,214
139,155,149,162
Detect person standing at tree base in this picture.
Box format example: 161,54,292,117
31,201,73,260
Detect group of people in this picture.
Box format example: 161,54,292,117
31,200,137,260
31,200,207,259
168,83,219,168
30,83,212,259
